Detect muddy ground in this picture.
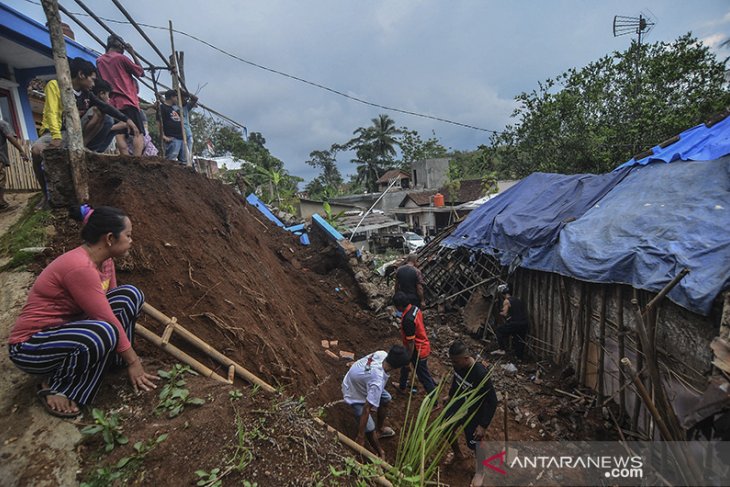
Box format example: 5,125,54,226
0,157,615,486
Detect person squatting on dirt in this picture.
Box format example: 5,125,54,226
392,291,437,395
341,346,410,459
0,119,29,211
495,283,529,359
31,58,139,207
7,205,157,418
394,253,426,308
444,341,498,477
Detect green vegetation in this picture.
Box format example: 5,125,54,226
0,194,52,271
328,457,382,487
193,407,268,486
80,408,128,453
389,365,493,485
156,364,205,418
79,433,168,487
477,33,730,178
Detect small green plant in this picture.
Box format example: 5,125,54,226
242,481,258,487
80,408,128,452
157,364,205,418
329,457,381,487
195,468,222,487
249,383,261,398
228,389,243,401
80,433,168,486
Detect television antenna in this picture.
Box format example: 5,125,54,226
613,14,655,46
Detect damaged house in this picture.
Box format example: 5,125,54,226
419,114,730,441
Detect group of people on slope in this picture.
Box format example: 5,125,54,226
24,34,197,210
340,252,530,483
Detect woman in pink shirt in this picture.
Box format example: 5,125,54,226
8,205,157,417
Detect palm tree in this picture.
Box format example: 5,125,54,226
369,114,401,161
348,114,402,192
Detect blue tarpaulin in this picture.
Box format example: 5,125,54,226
442,170,628,261
528,157,730,315
442,154,730,315
615,116,730,170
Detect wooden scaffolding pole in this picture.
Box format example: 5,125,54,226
40,0,88,203
169,21,191,165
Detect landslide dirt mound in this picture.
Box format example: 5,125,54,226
48,155,394,404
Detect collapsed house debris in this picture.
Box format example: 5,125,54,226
416,114,730,443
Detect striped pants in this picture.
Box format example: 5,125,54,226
8,285,144,405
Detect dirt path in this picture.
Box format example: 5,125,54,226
0,192,82,487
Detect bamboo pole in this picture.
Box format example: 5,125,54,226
141,303,276,394
41,0,88,203
503,392,509,452
617,286,626,421
597,286,607,402
619,358,702,485
135,323,228,383
643,268,690,317
169,21,190,165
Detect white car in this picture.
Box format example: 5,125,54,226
403,232,425,252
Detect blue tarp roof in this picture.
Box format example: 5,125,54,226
616,115,730,170
443,118,730,316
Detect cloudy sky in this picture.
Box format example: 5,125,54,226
10,0,730,182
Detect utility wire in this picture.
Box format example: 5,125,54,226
21,0,503,134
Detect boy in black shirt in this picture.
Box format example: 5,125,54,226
446,341,498,462
159,90,186,163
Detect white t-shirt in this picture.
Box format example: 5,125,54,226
342,351,390,407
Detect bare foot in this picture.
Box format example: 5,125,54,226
41,382,79,414
45,394,79,414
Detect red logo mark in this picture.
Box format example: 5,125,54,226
483,450,507,475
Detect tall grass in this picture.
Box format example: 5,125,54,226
389,361,494,486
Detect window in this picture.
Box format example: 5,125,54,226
412,169,418,186
0,89,21,136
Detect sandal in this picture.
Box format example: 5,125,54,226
37,387,81,418
378,426,396,439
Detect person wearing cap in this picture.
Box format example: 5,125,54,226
8,205,157,418
159,90,187,163
96,34,145,157
495,283,529,359
341,346,410,459
444,340,498,476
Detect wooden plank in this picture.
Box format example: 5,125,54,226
6,143,41,191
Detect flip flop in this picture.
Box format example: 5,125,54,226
37,387,81,418
378,427,396,439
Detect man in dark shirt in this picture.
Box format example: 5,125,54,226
159,90,186,164
393,291,436,394
446,341,498,464
495,283,529,359
394,253,425,308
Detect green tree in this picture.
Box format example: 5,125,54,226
304,146,343,199
398,129,448,169
494,33,730,176
347,114,402,192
